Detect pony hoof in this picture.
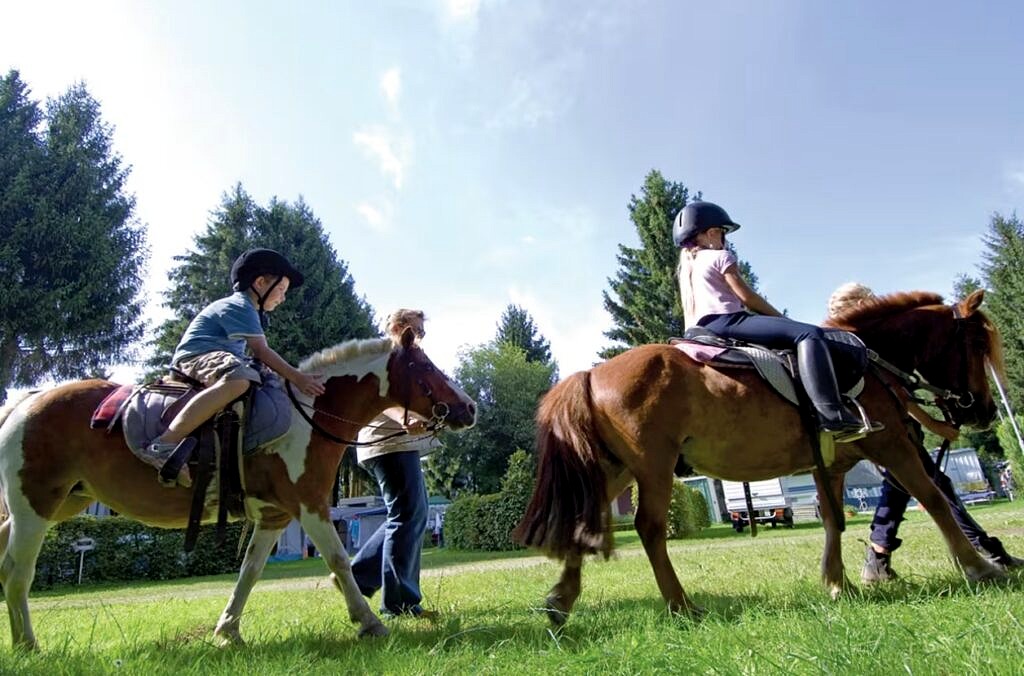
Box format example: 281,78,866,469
544,596,569,627
358,622,390,639
213,628,245,648
668,603,705,621
967,563,1006,583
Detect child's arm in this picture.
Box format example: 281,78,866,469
723,265,782,317
246,336,325,397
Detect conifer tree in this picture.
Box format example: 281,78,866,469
495,304,554,367
0,71,146,401
148,185,376,372
979,213,1024,410
600,170,760,359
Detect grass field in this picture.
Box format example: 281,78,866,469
2,502,1023,675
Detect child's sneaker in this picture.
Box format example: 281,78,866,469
140,440,192,488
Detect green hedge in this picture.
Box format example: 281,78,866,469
444,450,532,551
631,480,709,539
34,516,246,590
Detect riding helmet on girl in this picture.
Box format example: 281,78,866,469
672,201,741,248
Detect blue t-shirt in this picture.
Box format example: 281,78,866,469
172,292,264,364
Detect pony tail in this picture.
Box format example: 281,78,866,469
513,371,611,560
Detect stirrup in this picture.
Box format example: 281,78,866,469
831,397,884,444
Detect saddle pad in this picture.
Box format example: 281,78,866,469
90,384,134,429
121,378,293,455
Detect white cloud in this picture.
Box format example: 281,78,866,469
353,126,410,189
1007,169,1024,188
444,0,481,22
380,67,401,114
355,201,393,233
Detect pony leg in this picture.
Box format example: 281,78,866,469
0,511,50,650
300,510,388,639
213,525,283,646
883,453,1002,582
634,475,702,618
545,551,581,626
812,470,850,599
544,467,633,626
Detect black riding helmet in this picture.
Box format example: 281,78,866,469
230,249,304,328
231,248,304,292
672,201,741,248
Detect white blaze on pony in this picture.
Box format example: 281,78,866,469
0,329,476,650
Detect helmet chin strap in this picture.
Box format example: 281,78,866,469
255,276,283,330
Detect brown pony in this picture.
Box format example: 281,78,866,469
514,290,1004,625
0,329,476,649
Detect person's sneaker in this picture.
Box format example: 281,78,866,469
976,539,1024,571
861,545,898,584
140,441,192,488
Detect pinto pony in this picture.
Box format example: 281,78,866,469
0,329,476,649
514,290,1004,625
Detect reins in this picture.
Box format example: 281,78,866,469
284,379,448,447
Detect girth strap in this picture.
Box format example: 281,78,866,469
184,428,217,552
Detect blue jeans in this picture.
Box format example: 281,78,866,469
869,445,988,552
351,450,428,614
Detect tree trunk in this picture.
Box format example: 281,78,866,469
0,334,19,406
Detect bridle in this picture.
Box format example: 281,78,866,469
866,304,979,421
285,347,452,447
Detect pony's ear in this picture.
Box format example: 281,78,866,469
957,289,985,317
400,326,416,350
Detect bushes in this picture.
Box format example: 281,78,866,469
444,449,532,551
631,480,709,540
34,516,246,590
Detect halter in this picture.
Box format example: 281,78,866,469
284,348,452,447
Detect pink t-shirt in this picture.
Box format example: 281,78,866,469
678,248,744,328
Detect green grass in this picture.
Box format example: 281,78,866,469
4,502,1024,675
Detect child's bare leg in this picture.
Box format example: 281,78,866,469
158,378,251,443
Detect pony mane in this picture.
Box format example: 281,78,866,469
299,337,394,374
825,290,1006,382
824,291,945,330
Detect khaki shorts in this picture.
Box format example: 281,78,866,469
174,351,262,388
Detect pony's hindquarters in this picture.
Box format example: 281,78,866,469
513,371,612,560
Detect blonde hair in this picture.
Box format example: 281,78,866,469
385,309,426,340
827,282,875,319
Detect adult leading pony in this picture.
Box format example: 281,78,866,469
0,329,476,649
514,290,1004,625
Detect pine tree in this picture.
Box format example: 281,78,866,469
0,71,146,401
979,213,1024,410
600,170,763,359
600,170,689,359
148,185,377,373
495,304,554,367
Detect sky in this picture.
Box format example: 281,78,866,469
3,1,1024,395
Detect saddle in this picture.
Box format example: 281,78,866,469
90,372,294,551
672,327,868,407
